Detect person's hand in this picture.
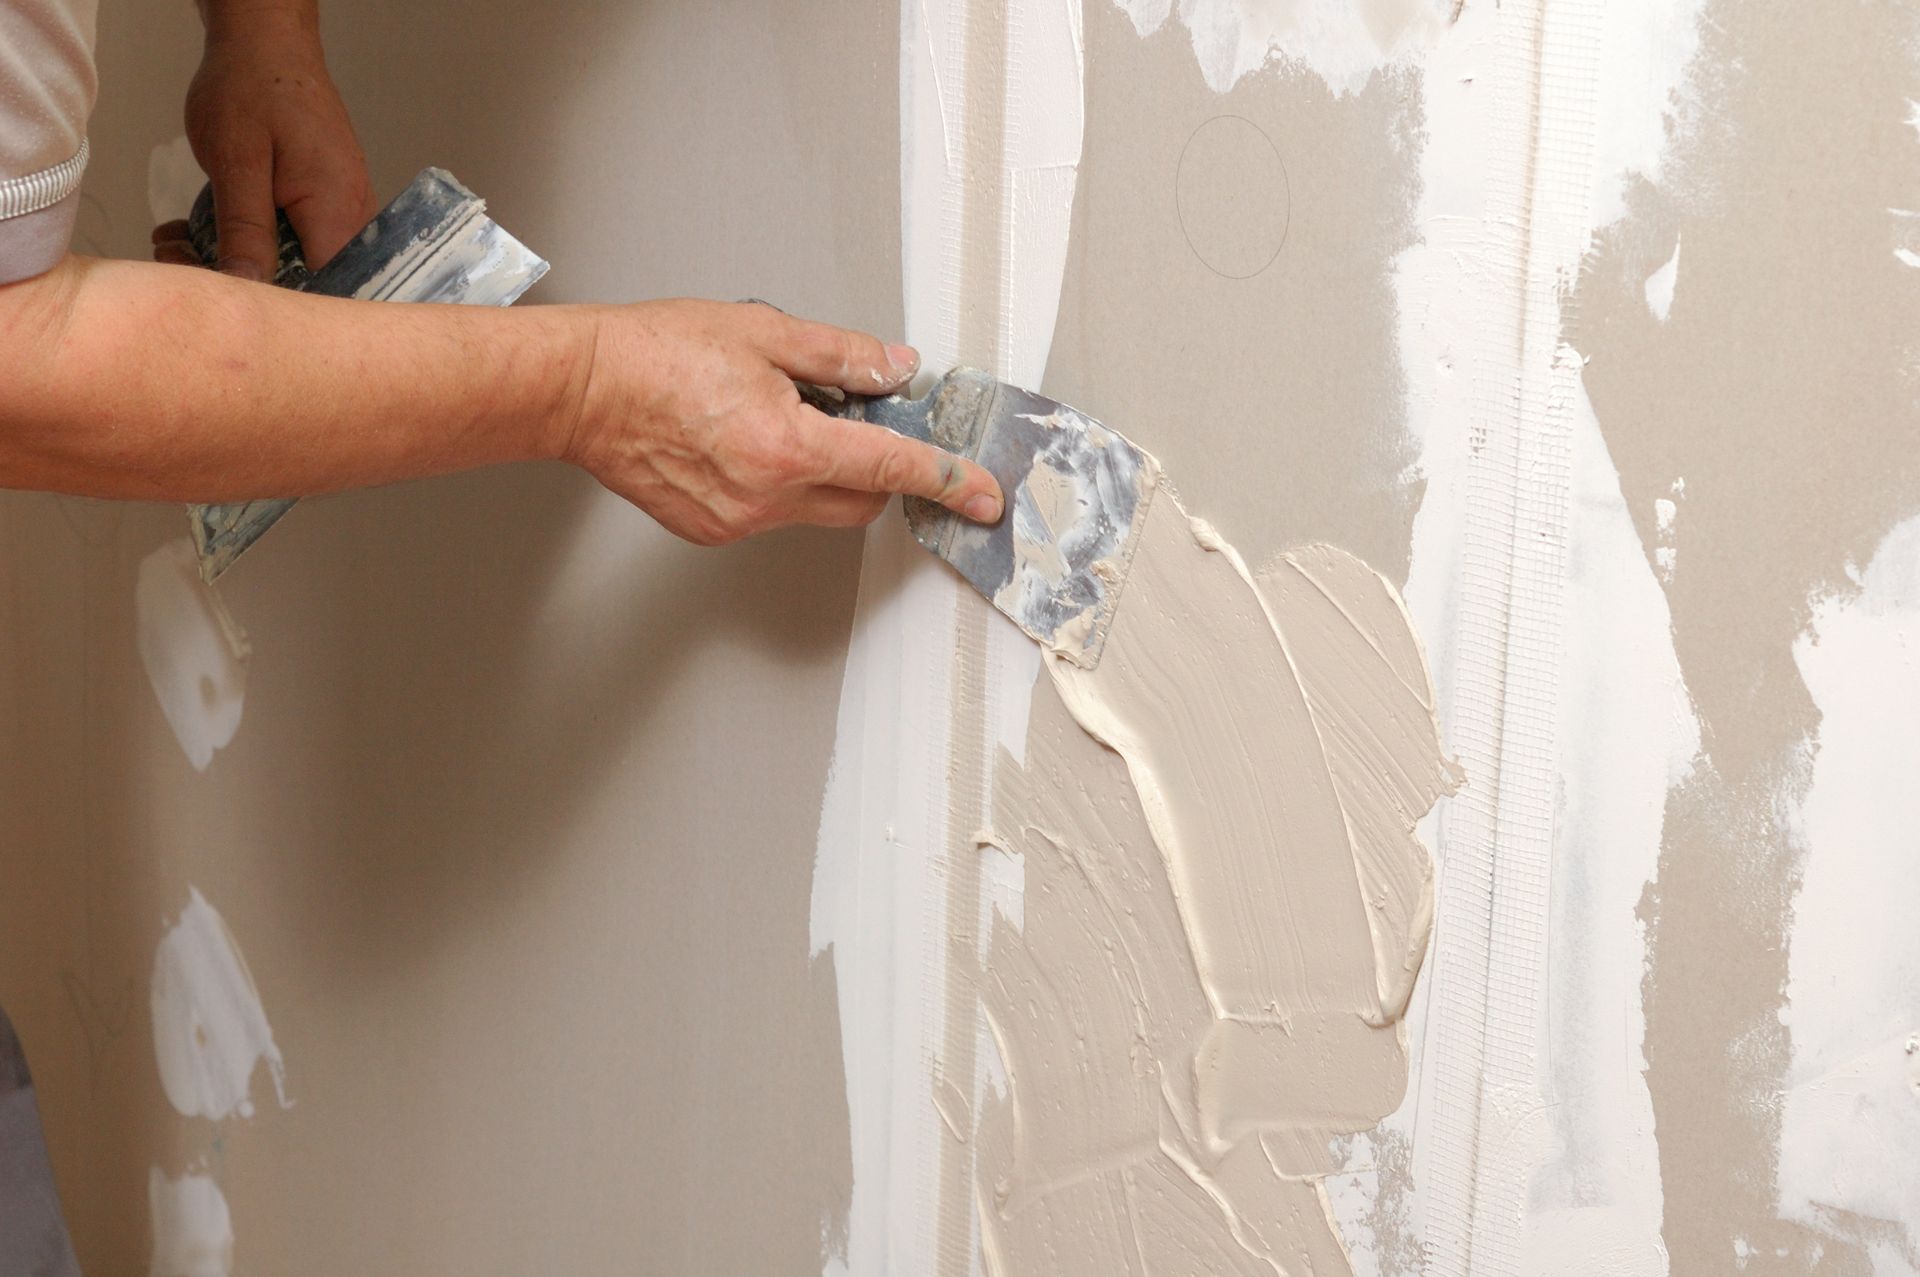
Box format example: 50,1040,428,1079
565,301,1005,546
168,5,375,280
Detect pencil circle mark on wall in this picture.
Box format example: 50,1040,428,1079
1176,115,1290,280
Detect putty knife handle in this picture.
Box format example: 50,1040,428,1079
794,381,937,444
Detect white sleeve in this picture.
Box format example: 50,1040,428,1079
0,0,98,284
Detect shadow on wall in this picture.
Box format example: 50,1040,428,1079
235,465,865,985
240,0,906,978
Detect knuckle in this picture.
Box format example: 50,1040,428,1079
775,421,822,481
868,448,914,494
799,324,848,376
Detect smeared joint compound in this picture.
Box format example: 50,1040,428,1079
136,539,249,771
1111,0,1451,96
1780,515,1920,1247
148,1167,233,1277
975,487,1455,1274
150,888,288,1121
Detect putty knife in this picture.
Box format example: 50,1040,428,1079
179,173,1154,666
801,372,1160,669
181,167,549,580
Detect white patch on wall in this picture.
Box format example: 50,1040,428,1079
148,1167,233,1277
1109,0,1449,97
1653,483,1680,581
1589,0,1702,226
136,539,249,772
151,887,289,1121
1644,234,1680,322
1517,376,1692,1277
1890,208,1920,271
147,136,205,227
1780,515,1920,1263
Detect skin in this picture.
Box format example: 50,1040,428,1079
8,0,1004,544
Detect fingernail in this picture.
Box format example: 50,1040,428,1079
965,493,1003,523
886,343,919,374
218,259,262,281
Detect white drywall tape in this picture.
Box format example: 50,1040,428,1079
812,1,1078,1272
1411,0,1602,1271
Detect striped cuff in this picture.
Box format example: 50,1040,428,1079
0,140,90,284
0,138,89,220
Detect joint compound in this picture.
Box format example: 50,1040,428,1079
973,487,1456,1273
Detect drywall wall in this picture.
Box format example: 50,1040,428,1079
811,0,1920,1274
1,0,901,1270
7,0,1918,1272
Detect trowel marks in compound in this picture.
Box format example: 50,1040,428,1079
136,539,248,771
975,488,1455,1273
150,888,288,1121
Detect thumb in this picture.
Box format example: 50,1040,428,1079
203,136,280,282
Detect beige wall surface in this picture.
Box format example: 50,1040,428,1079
8,0,1920,1273
3,0,900,1271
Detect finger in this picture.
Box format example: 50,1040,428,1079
150,220,190,246
203,134,279,281
154,242,200,267
281,162,374,271
783,486,892,530
801,412,1005,523
756,310,920,395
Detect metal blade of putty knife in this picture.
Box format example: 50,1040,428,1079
802,369,1160,670
182,167,550,581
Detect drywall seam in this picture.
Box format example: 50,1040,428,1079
931,4,1008,1268
1405,0,1600,1270
810,0,1079,1271
1331,0,1702,1265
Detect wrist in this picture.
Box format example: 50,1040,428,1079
198,1,320,50
547,306,612,467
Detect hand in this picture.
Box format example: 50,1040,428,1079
566,301,1005,546
172,6,375,279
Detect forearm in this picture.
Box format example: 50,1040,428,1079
2,256,590,502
